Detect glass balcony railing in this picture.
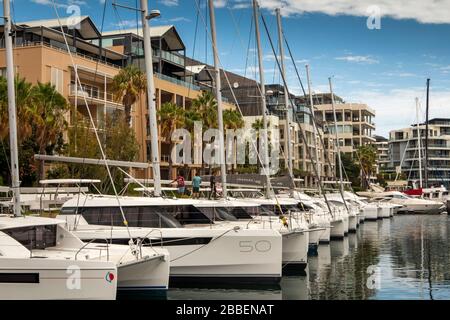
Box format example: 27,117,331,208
155,72,200,91
153,49,185,66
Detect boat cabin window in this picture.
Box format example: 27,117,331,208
196,207,238,221
3,225,57,250
62,205,212,227
259,205,278,216
228,207,253,219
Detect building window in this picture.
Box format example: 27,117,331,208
51,67,64,94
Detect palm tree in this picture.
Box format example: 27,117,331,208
356,145,377,189
192,90,218,129
30,82,68,179
223,109,244,130
251,118,271,171
111,65,147,126
158,102,186,179
0,76,34,142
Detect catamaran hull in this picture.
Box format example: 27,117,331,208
363,206,379,221
75,227,282,287
348,215,357,232
330,218,345,240
0,259,117,300
117,255,169,291
318,225,331,244
308,228,321,255
379,207,391,218
281,230,308,273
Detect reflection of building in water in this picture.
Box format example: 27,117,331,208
307,232,380,300
388,216,450,298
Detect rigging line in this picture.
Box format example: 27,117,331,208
50,0,135,244
284,32,342,192
192,0,272,183
259,11,335,217
73,0,109,225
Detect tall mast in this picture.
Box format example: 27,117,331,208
306,65,321,190
275,8,293,179
416,97,423,188
140,0,161,196
208,0,227,198
424,78,430,188
252,0,271,198
3,0,22,217
329,77,344,194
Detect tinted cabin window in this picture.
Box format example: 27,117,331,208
69,205,210,227
4,225,57,250
227,207,252,220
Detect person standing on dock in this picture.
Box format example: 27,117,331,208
209,172,217,199
192,174,202,199
172,173,186,196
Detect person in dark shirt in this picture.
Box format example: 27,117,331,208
209,173,216,199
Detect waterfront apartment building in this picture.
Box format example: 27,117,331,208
388,118,450,187
0,17,238,180
374,135,390,174
299,93,376,154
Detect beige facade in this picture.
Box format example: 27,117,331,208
315,103,376,154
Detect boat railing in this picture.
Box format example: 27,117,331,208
75,238,110,262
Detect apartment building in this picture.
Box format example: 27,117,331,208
0,16,127,135
264,85,336,183
301,93,376,154
1,17,242,180
374,135,389,174
388,118,450,187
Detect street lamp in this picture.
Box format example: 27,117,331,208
147,9,161,20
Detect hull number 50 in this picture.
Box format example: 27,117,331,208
239,240,271,252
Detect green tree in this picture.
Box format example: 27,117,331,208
63,111,140,194
223,109,244,130
356,145,377,189
158,102,186,179
111,65,147,126
30,82,68,179
0,77,67,186
192,90,218,129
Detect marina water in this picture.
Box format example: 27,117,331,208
123,215,450,300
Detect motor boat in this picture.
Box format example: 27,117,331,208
59,195,282,286
370,191,445,214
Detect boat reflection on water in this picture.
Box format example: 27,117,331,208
166,288,282,300
330,236,349,260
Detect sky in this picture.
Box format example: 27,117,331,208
4,0,450,137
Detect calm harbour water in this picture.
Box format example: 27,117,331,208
121,215,450,300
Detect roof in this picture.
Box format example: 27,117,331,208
102,25,185,51
0,215,64,230
17,16,101,40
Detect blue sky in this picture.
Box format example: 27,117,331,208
4,0,450,136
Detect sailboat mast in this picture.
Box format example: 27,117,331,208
275,8,293,179
140,0,161,196
416,97,423,188
329,77,344,194
306,65,321,190
252,0,271,198
3,0,22,217
208,0,228,198
424,78,430,188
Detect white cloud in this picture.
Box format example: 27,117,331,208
335,55,379,64
347,87,450,137
159,0,179,7
233,0,450,24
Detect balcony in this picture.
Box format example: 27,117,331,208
155,72,200,91
153,49,185,66
69,84,123,108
